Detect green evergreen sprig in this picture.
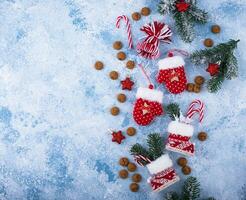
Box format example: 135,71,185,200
190,39,240,92
166,103,180,121
164,177,215,200
130,133,164,165
158,0,208,42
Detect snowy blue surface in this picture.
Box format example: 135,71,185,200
0,0,245,199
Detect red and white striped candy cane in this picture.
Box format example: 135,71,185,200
116,15,133,49
134,155,152,166
186,99,205,122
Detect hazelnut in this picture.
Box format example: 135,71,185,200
132,12,141,21
130,183,139,192
204,38,214,47
117,52,126,61
211,25,221,34
126,127,136,136
182,165,191,175
119,157,129,167
177,157,187,167
117,93,126,103
113,41,123,50
194,76,205,85
193,84,201,93
186,83,195,92
132,173,142,183
119,169,128,179
127,162,137,172
110,106,120,116
141,7,151,16
94,61,104,70
126,60,135,69
109,71,119,80
198,132,207,141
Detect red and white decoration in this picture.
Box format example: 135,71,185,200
166,99,205,156
157,55,187,94
136,21,172,59
146,154,179,192
166,120,195,156
133,87,164,126
116,15,133,49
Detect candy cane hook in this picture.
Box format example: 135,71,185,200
186,99,205,123
116,15,133,49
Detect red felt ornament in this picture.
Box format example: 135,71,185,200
206,63,220,76
111,131,125,144
136,21,172,60
121,77,134,90
176,1,190,12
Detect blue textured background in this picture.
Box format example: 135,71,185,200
0,0,245,199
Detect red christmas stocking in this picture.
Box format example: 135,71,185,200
146,154,179,192
133,87,163,126
166,120,195,156
157,55,187,94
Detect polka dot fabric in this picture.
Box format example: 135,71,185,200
157,66,187,94
133,98,163,126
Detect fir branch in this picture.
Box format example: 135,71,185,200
166,103,180,120
165,192,180,200
225,54,238,79
130,143,152,164
207,75,224,93
147,133,164,160
158,0,177,15
188,5,208,24
173,11,195,43
182,176,200,200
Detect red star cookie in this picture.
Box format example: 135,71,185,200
206,63,220,76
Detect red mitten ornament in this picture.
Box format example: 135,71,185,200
166,120,195,156
133,87,163,126
147,154,180,192
157,55,187,94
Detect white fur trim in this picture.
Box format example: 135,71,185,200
146,154,173,175
158,56,185,70
168,121,194,137
136,87,163,103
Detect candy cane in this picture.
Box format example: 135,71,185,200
134,155,152,166
116,15,133,49
186,99,205,122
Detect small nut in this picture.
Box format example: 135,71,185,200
141,7,151,16
132,173,142,183
110,106,120,116
194,76,205,85
132,12,141,21
186,83,195,92
113,41,123,50
117,93,126,103
177,157,187,167
126,127,136,136
127,162,137,172
109,71,119,80
94,61,104,70
130,183,139,192
211,25,221,34
193,84,201,93
119,157,129,167
182,165,191,175
126,60,135,69
119,169,128,179
117,52,126,61
204,38,214,47
198,132,207,141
